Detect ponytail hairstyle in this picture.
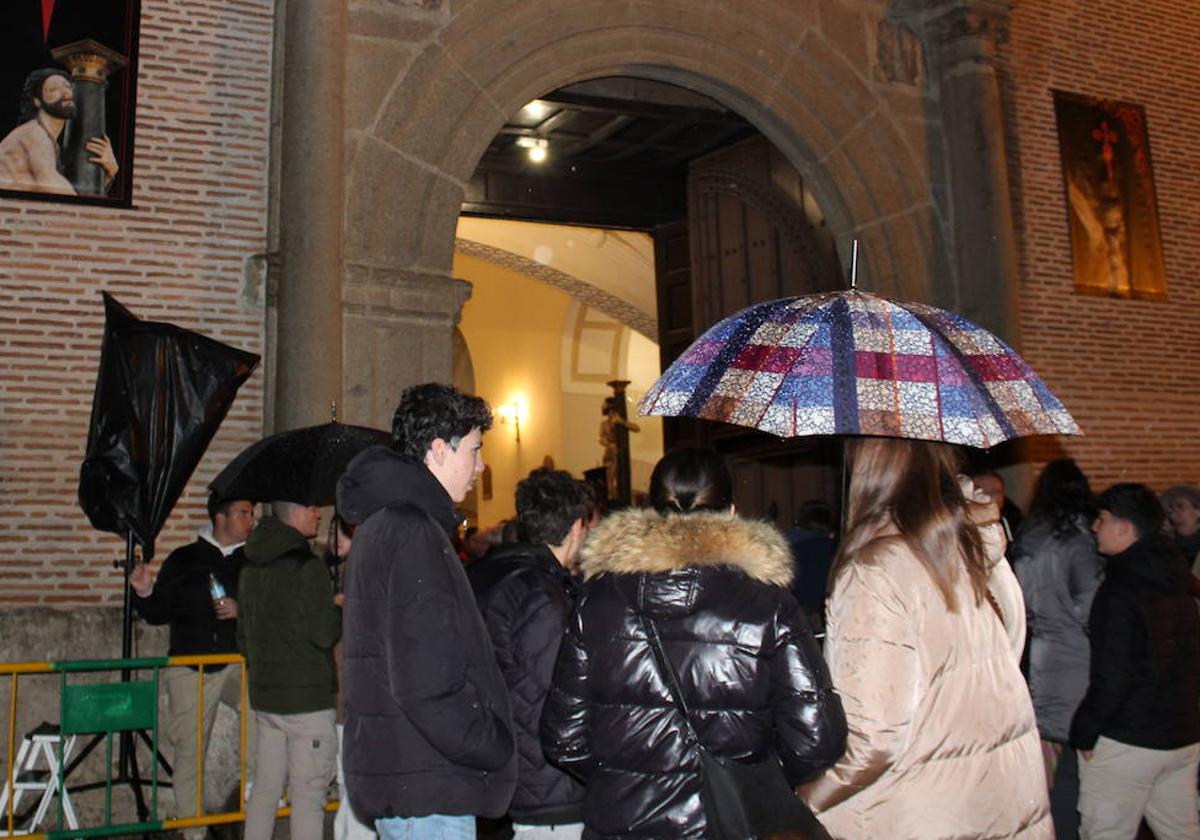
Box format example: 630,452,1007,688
832,437,988,611
648,447,734,516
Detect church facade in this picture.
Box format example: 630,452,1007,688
0,0,1197,614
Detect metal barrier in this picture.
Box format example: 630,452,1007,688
1,655,261,840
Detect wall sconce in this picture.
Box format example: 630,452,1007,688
497,399,524,443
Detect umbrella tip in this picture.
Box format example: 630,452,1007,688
849,239,859,290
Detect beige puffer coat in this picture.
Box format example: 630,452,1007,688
800,491,1052,839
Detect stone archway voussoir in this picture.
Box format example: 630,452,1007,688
374,42,503,170
344,137,454,270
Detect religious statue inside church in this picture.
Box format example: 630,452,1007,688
599,392,639,504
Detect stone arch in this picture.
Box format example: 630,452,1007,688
345,1,948,304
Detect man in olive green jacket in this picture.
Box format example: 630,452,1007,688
237,502,341,840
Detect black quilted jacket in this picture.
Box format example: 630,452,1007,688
336,446,517,821
541,508,847,840
471,542,585,825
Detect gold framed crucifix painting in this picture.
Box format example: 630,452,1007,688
1052,90,1167,300
0,0,140,207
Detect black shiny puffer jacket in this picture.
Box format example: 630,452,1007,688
541,508,847,840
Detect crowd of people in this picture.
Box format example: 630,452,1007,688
129,381,1200,840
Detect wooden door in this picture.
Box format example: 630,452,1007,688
653,136,845,531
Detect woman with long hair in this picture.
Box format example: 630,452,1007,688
800,438,1051,839
1012,458,1102,840
541,447,847,839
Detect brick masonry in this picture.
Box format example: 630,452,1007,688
1000,0,1200,493
0,0,273,607
2,0,1198,609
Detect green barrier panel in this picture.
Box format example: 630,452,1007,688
60,682,157,735
54,670,162,833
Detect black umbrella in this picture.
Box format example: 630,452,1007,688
209,421,391,507
78,293,261,560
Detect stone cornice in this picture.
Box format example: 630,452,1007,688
343,266,471,324
891,0,1015,52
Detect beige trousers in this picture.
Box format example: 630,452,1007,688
166,664,254,839
1079,736,1200,840
244,708,336,840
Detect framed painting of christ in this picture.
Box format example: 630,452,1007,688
0,0,140,206
1052,91,1166,300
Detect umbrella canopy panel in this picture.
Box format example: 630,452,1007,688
209,422,391,507
640,291,1080,449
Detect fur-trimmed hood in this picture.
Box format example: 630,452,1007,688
579,507,794,587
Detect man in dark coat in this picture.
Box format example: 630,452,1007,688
337,383,516,840
130,493,255,838
1070,483,1200,840
238,501,341,840
470,469,589,837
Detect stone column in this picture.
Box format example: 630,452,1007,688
896,0,1021,344
273,0,346,430
341,270,474,430
50,39,126,196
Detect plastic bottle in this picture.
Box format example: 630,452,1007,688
208,572,227,602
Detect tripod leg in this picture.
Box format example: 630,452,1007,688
136,728,173,778
123,731,149,820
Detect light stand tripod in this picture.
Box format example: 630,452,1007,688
56,532,173,836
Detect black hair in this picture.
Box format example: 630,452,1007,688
1027,459,1095,537
206,492,247,525
649,447,734,515
516,468,589,545
391,382,493,460
20,68,69,123
1097,482,1164,540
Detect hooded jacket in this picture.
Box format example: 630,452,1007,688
237,515,341,714
336,445,516,822
1012,514,1104,742
540,508,847,840
800,489,1052,840
1069,533,1200,751
470,542,585,826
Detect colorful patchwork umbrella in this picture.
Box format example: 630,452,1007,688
639,290,1080,448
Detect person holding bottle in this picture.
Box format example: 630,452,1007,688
130,492,257,840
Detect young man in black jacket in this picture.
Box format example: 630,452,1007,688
1070,483,1200,840
470,469,589,838
130,493,255,838
337,383,516,840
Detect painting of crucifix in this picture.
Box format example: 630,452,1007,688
1053,90,1166,300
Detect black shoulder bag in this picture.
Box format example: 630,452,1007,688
638,607,831,840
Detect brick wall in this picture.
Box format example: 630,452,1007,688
0,0,273,607
1001,1,1200,494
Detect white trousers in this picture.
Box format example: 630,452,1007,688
1079,736,1200,840
244,709,336,840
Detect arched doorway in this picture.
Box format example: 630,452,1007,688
341,4,952,425
340,4,956,525
455,76,853,527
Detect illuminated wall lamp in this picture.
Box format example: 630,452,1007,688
497,400,524,443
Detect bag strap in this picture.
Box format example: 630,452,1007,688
635,574,704,747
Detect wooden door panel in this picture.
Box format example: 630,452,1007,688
655,136,845,522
